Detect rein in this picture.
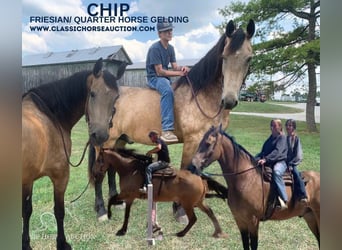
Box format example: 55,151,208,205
185,75,223,119
30,91,89,167
203,165,257,177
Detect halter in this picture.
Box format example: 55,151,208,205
85,93,119,129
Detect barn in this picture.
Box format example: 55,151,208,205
22,45,198,92
22,45,133,93
125,58,198,88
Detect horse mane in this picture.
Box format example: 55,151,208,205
174,28,247,95
22,70,92,126
116,148,153,165
102,70,120,92
221,130,257,167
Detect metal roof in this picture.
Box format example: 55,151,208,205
22,45,132,66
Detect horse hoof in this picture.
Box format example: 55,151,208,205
176,231,186,237
57,241,72,250
97,214,108,222
116,229,126,236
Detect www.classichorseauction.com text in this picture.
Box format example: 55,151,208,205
28,2,189,32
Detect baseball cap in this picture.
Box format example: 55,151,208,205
157,22,174,32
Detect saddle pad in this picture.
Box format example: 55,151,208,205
153,167,176,178
263,166,293,185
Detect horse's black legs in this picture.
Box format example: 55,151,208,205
250,233,258,250
94,177,107,220
240,230,250,250
176,206,197,237
22,184,33,250
107,167,118,198
53,182,71,250
116,201,133,236
95,169,120,220
240,229,258,250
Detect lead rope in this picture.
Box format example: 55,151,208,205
30,91,89,167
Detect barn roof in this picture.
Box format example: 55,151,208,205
22,45,132,66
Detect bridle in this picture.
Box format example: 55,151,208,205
85,92,119,129
200,131,258,177
185,75,223,119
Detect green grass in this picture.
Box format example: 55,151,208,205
28,103,320,250
234,101,303,113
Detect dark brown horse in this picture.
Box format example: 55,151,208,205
22,58,126,250
191,125,320,250
91,19,256,219
92,148,228,238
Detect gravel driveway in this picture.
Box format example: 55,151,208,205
231,102,320,123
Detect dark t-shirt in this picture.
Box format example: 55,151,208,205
156,138,170,163
146,41,176,81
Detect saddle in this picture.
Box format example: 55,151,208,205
262,166,293,185
152,165,176,178
261,165,309,185
260,166,309,221
151,166,177,196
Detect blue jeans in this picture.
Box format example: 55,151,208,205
272,161,288,202
144,161,169,186
292,166,307,199
148,77,175,131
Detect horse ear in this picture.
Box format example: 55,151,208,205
246,19,255,39
116,62,127,80
226,20,235,38
93,57,103,77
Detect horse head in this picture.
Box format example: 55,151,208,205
191,125,222,171
86,58,127,146
221,19,255,110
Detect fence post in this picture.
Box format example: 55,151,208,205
147,184,155,246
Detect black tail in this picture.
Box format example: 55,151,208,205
202,175,228,200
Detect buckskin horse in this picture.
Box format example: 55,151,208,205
92,148,228,238
191,125,320,250
90,19,256,220
22,58,126,250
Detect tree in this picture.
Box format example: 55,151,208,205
219,0,320,132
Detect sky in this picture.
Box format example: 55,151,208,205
22,0,239,63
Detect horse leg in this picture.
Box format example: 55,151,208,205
172,202,188,224
107,167,117,198
197,202,228,238
22,183,33,250
303,210,320,246
94,173,108,221
52,179,71,250
250,226,259,250
176,205,197,237
238,222,259,250
116,201,133,236
240,230,251,250
173,141,199,224
107,168,124,207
